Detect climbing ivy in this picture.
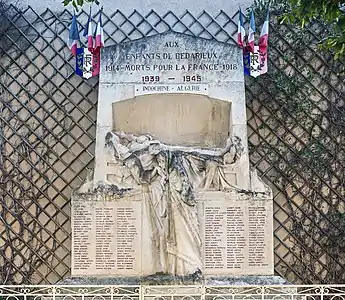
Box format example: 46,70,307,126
247,0,345,283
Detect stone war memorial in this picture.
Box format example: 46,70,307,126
71,31,280,284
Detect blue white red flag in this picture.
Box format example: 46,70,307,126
247,10,256,53
243,48,251,76
249,46,261,77
94,9,104,52
76,47,100,78
259,9,269,52
244,45,268,77
67,13,80,56
237,8,246,48
83,7,94,52
258,9,269,75
242,8,269,77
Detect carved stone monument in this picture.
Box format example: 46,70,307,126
71,31,274,280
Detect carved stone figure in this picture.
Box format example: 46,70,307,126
104,131,244,275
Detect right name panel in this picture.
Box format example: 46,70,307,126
200,191,274,275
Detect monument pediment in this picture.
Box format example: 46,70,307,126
101,31,243,86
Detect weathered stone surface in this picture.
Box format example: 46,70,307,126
72,189,143,276
71,31,274,278
94,31,250,189
58,275,290,285
200,191,273,276
112,94,231,148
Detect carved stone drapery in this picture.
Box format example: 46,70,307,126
102,131,244,275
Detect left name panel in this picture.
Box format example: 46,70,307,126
72,195,142,276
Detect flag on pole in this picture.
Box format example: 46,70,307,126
83,7,94,52
67,12,80,56
258,9,269,75
259,9,269,53
94,8,104,52
241,8,269,77
237,7,246,48
247,10,256,53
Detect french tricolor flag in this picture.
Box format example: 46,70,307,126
247,10,256,53
259,9,269,54
67,13,80,56
76,47,100,78
258,9,269,75
94,9,104,52
83,7,94,52
237,8,245,48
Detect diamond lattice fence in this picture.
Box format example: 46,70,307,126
0,4,344,285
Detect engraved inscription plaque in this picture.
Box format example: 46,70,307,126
72,193,142,276
112,94,231,147
200,191,273,276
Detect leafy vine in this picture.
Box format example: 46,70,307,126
247,0,345,283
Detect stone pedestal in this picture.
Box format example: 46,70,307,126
58,275,290,286
72,171,273,277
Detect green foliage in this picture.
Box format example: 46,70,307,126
247,0,345,284
280,0,345,59
251,0,345,59
63,0,99,10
